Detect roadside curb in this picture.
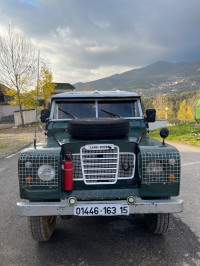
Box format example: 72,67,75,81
0,123,15,129
0,141,33,160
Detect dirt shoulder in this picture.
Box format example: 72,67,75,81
166,140,200,152
0,123,46,159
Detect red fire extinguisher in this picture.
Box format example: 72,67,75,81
63,153,73,190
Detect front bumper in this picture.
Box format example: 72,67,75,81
17,198,183,216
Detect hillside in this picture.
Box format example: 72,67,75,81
74,61,200,96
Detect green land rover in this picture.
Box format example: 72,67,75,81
17,91,183,241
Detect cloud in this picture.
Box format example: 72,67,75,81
85,44,118,54
0,0,200,83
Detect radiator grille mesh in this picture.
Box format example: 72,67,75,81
73,151,135,184
81,146,119,184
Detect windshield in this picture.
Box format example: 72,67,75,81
98,100,140,118
53,101,96,119
52,99,141,119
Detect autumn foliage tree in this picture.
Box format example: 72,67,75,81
152,94,177,123
152,94,167,119
177,99,194,122
38,62,56,109
0,25,38,126
13,62,56,110
166,103,176,124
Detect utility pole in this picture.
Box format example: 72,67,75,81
165,106,169,120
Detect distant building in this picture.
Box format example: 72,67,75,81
51,83,75,95
0,83,14,122
0,83,13,103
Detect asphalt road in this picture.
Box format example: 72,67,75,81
0,143,200,266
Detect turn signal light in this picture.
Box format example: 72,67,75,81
168,174,175,181
26,176,33,183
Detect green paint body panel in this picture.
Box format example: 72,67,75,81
20,188,61,200
18,95,181,201
140,183,180,197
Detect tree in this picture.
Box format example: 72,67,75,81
21,89,37,109
152,94,166,120
177,99,194,122
167,103,176,124
38,62,56,108
141,97,154,111
5,88,36,110
186,105,194,121
0,25,38,126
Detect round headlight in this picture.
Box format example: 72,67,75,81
38,165,55,181
146,161,163,177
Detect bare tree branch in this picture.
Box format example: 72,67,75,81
0,25,38,126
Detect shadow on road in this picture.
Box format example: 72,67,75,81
31,215,200,266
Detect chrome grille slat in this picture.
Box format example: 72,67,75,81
73,149,136,184
82,152,119,155
81,145,119,184
84,173,116,176
85,178,116,181
85,168,117,170
83,163,118,165
82,158,118,160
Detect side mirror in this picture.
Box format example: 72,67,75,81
146,109,156,122
41,109,50,122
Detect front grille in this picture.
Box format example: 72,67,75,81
139,151,180,184
19,153,60,187
81,145,119,184
73,148,135,184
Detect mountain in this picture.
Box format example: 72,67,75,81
73,61,200,96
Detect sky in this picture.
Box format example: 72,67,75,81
0,0,200,84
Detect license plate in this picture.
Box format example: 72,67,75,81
74,204,129,216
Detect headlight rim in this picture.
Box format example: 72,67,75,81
145,160,163,177
38,164,55,181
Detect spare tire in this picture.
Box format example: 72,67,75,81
67,118,130,139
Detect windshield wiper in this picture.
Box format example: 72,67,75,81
58,108,76,119
100,109,121,118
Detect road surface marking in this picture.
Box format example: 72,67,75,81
5,153,17,159
181,162,200,166
5,150,22,159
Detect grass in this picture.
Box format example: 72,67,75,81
149,122,200,147
0,124,45,159
0,144,9,150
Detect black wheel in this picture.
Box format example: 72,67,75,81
144,213,170,234
60,215,72,220
29,216,57,241
67,118,130,139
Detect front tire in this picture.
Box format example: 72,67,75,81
29,216,57,241
144,213,170,234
